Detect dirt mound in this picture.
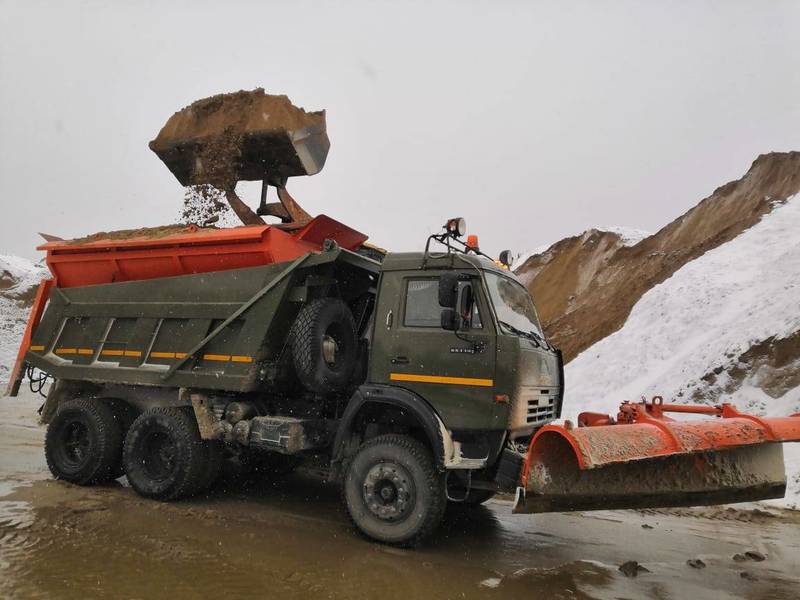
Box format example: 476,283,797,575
66,224,207,245
698,331,800,401
516,151,800,362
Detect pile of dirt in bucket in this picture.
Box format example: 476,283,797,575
149,88,328,226
149,88,326,192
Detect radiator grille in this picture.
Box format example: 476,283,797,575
526,396,556,424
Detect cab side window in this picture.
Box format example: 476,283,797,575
404,278,482,328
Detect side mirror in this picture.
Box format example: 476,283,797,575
438,272,459,308
441,308,458,331
498,250,513,268
440,281,474,332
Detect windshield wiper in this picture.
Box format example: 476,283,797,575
498,320,550,349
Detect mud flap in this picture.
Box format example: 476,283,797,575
513,443,787,514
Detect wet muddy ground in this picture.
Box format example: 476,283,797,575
1,392,799,600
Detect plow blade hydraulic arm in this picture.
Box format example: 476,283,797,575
514,399,800,514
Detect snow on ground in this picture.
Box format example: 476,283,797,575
564,196,800,507
0,255,47,385
513,244,552,271
596,225,651,246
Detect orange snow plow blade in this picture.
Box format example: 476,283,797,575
513,398,800,514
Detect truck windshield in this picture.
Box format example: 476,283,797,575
484,272,544,339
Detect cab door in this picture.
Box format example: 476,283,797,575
369,271,496,430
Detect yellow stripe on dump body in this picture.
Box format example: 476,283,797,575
100,349,125,357
78,348,94,355
55,348,77,355
390,373,494,387
29,345,45,352
150,352,251,363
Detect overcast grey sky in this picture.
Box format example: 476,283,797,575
1,0,798,261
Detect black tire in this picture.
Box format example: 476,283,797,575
123,407,208,501
45,399,123,485
291,298,357,394
343,434,446,546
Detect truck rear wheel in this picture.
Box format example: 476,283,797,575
45,399,124,485
343,434,446,546
291,298,357,394
123,407,208,501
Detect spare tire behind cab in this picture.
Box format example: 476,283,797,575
291,298,358,394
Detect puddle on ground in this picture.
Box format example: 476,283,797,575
1,392,799,600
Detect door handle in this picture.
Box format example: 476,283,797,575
391,356,410,365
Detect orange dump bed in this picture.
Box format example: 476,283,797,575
38,215,368,288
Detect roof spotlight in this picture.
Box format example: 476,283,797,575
445,217,466,238
498,250,513,268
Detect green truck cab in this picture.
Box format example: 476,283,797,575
20,221,562,546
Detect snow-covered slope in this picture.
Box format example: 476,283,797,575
0,255,47,385
516,152,800,362
596,226,650,246
564,196,800,508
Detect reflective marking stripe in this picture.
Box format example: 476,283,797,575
29,345,45,352
150,351,247,362
389,373,494,387
57,347,250,364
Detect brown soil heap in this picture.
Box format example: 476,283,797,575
516,151,800,362
66,225,208,245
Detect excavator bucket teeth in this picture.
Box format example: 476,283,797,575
513,403,800,514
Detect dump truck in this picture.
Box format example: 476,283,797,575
7,217,800,546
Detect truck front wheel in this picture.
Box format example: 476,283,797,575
45,399,123,485
123,407,208,501
343,434,446,546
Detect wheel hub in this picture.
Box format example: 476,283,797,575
362,462,413,522
322,334,339,366
142,431,177,480
62,421,90,466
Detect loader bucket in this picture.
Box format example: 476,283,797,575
149,89,330,187
513,400,800,514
